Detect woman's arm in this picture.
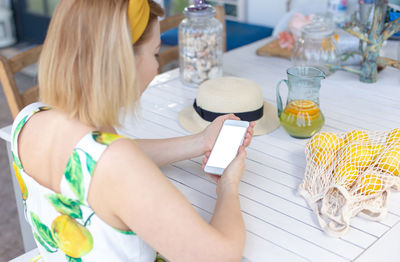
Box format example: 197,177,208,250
92,139,247,262
134,133,206,166
135,114,255,166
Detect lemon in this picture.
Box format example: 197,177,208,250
377,145,400,176
334,163,359,188
308,132,343,168
308,132,344,152
386,128,400,146
339,143,373,171
12,162,28,200
359,174,382,195
52,215,93,258
344,130,369,144
370,144,385,161
312,147,336,168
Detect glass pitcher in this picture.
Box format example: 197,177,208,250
276,66,326,138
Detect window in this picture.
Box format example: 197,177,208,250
207,0,246,21
26,0,59,17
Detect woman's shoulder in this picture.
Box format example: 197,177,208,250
11,103,51,145
91,135,158,189
96,135,146,169
86,134,160,227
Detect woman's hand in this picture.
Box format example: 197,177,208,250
200,114,255,168
205,146,247,195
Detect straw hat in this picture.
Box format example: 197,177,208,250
178,77,280,135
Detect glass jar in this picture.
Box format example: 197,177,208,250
291,18,339,76
179,3,223,87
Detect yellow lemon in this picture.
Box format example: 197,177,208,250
334,163,359,188
52,215,93,258
12,162,28,200
377,145,400,176
344,130,369,144
359,174,382,195
386,128,400,146
308,132,343,168
308,132,344,152
312,147,336,168
370,144,385,161
339,143,373,171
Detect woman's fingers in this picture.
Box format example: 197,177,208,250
228,114,240,121
214,114,236,123
237,145,247,158
202,151,211,169
242,121,255,147
243,136,251,147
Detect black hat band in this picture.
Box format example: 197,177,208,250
193,99,264,122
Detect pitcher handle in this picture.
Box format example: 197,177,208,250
276,79,288,117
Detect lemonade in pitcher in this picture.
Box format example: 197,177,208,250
276,67,326,138
279,99,324,138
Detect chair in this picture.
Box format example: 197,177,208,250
157,5,226,73
0,45,42,119
8,248,41,262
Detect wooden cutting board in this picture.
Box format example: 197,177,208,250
256,38,292,59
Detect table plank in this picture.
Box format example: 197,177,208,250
353,221,400,262
170,179,350,262
192,206,310,262
167,161,378,249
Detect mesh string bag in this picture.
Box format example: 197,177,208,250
298,129,400,237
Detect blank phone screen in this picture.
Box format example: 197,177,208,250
206,125,247,169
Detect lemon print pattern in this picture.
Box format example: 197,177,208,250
29,146,96,261
11,106,50,201
12,106,50,146
12,161,28,200
12,104,157,261
92,131,124,146
52,215,94,258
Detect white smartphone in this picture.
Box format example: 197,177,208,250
204,119,249,175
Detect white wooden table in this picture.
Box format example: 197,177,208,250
2,38,400,261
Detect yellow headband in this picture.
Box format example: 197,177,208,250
128,0,150,44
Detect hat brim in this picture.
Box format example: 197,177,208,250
178,101,280,136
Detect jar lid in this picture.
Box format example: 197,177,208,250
184,2,216,18
301,18,334,39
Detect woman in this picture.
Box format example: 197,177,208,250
11,0,254,261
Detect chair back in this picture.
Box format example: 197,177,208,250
157,5,226,73
0,45,42,119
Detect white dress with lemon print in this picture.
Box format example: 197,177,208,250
11,103,159,262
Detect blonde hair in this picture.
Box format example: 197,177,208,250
39,0,159,128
